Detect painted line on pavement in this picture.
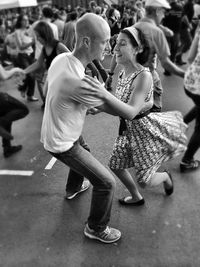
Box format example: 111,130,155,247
45,157,57,170
0,170,34,176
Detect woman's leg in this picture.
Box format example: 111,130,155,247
184,106,197,124
112,168,143,202
181,91,200,170
149,172,172,187
182,106,200,162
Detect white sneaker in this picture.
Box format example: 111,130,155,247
66,179,90,200
84,223,121,244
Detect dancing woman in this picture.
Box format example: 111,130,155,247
83,26,187,205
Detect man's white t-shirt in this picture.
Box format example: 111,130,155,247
41,53,103,153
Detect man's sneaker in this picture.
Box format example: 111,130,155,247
66,179,90,200
3,145,22,158
84,223,121,244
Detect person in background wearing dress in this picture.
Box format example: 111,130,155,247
84,26,187,205
24,21,69,109
180,23,200,172
29,6,59,106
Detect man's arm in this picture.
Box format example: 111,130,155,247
160,56,185,78
82,72,153,120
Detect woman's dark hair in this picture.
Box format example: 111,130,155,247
42,6,54,18
34,21,55,46
15,14,28,29
121,27,150,65
108,8,115,18
66,11,78,22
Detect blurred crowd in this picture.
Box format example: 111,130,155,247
0,0,200,68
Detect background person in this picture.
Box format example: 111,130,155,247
180,24,200,172
0,64,29,157
15,14,37,101
24,21,69,109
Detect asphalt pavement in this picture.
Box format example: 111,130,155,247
0,56,200,267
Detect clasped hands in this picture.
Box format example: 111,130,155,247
12,68,26,85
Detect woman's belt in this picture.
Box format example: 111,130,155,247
118,110,151,135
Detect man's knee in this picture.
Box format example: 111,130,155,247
105,174,116,190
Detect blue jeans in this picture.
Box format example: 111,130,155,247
50,139,116,232
65,135,90,192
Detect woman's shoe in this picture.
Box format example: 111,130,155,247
118,196,145,206
180,160,200,172
163,170,174,196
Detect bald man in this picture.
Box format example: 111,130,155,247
41,13,121,244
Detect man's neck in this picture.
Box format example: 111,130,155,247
43,18,51,23
143,15,158,26
72,49,90,69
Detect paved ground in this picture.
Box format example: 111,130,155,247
0,56,200,267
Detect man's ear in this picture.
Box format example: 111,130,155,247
82,36,90,48
155,8,160,17
135,46,143,54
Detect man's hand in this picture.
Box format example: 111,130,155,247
81,75,108,100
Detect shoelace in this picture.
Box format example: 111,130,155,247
99,226,111,238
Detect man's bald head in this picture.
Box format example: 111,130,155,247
75,13,110,42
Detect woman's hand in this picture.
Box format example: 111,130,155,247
87,107,101,115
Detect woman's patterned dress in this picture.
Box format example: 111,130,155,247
109,68,187,187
